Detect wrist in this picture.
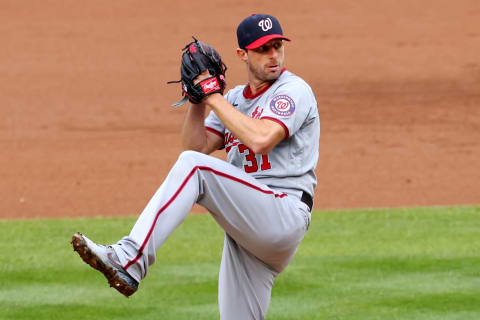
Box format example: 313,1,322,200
203,93,223,107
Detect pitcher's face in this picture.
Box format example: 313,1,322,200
245,39,285,82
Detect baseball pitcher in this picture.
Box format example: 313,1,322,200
72,13,320,320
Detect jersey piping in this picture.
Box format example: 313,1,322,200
123,165,287,271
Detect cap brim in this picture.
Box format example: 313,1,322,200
245,35,291,50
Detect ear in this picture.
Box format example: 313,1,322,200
236,48,248,63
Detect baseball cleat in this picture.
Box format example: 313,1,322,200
71,232,139,298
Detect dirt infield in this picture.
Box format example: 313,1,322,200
1,1,479,219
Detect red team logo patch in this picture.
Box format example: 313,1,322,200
269,95,295,116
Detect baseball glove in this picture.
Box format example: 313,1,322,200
169,37,227,107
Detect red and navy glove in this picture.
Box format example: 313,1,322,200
169,37,227,106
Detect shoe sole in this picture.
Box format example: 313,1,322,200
71,232,136,298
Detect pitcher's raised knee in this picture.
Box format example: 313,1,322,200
176,150,211,167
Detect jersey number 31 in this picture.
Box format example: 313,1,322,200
238,144,271,173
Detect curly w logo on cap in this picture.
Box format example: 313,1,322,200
237,14,291,50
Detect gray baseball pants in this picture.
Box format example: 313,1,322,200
111,150,311,319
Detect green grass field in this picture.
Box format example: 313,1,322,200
1,206,479,319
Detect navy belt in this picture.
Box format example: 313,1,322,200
301,192,313,212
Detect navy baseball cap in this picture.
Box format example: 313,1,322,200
237,14,291,50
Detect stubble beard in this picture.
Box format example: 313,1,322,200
249,61,283,83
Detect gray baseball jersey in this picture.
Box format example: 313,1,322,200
205,70,319,198
111,69,320,319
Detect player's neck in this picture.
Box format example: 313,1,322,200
244,80,274,99
247,69,286,96
248,79,273,96
249,82,272,95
